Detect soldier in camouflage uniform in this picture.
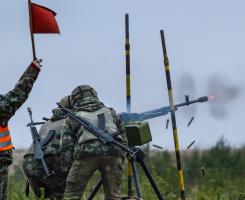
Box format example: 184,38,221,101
0,59,42,200
23,95,73,200
60,85,127,200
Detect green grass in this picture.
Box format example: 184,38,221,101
7,138,245,200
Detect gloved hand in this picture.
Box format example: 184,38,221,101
31,59,42,71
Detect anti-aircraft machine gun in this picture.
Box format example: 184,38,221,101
57,93,208,200
120,95,208,147
83,95,208,200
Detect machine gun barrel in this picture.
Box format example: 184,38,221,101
119,96,208,123
175,96,208,108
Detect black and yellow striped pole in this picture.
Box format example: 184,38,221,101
125,13,131,113
160,30,186,200
125,13,133,197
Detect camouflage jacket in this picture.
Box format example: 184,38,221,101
0,64,40,165
25,108,67,157
60,101,126,168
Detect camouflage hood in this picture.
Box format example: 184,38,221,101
50,108,67,121
73,96,104,112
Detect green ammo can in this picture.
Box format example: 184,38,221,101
125,121,152,147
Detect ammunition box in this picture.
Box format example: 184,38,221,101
125,121,152,146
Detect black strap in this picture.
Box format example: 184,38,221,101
68,95,72,108
97,114,105,130
40,130,56,147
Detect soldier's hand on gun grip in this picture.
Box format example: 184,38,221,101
31,59,42,71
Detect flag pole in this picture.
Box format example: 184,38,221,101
160,30,186,200
28,0,37,60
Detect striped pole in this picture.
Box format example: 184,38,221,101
125,13,131,113
160,30,186,200
125,13,133,196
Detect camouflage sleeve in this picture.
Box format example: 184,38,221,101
60,117,80,168
0,64,40,126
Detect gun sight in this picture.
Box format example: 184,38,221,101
185,95,190,105
27,107,32,115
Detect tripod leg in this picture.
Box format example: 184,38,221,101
87,178,103,200
138,159,164,200
130,160,142,198
127,161,133,197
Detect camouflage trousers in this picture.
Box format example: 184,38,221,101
23,155,67,200
0,165,8,200
63,156,124,200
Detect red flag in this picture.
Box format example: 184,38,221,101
30,3,60,34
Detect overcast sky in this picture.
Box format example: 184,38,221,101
0,0,244,150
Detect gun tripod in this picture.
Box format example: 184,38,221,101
87,147,164,200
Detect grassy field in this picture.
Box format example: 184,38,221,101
7,138,245,200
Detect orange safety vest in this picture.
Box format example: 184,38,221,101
0,125,13,151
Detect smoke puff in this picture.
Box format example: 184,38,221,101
209,104,227,119
207,75,243,119
175,73,242,120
